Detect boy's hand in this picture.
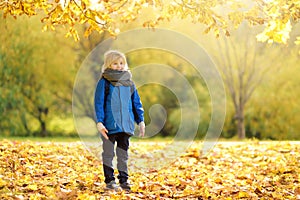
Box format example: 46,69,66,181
97,122,109,140
139,122,145,137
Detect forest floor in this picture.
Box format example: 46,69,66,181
0,139,299,199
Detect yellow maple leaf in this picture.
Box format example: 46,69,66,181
27,184,38,191
238,191,250,198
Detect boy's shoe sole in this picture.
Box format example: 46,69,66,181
105,181,122,192
105,187,122,192
120,183,131,191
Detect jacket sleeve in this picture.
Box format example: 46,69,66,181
94,78,106,123
131,85,144,124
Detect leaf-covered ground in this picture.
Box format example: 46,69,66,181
0,140,299,199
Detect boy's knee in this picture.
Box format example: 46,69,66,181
102,151,115,159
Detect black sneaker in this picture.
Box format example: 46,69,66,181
120,182,131,191
106,180,121,191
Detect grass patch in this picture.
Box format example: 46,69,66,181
0,136,80,142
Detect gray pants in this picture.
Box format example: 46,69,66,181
102,132,130,184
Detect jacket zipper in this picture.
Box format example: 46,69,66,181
118,87,124,130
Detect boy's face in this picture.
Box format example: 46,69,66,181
110,57,125,71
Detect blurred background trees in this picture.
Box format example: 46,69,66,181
0,14,76,137
202,23,287,139
0,6,299,139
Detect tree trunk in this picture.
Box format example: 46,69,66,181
40,121,47,137
37,107,49,137
236,104,246,139
237,117,245,139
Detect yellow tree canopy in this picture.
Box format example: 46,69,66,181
1,0,299,44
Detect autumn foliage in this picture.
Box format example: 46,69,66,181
1,140,299,199
0,0,299,44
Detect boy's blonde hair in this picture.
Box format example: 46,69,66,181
102,50,128,72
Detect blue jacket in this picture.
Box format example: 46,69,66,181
94,78,144,135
